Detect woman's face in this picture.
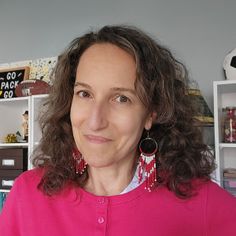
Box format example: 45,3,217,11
70,43,153,168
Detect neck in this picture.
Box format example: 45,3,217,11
84,157,137,196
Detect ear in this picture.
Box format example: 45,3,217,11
144,112,157,130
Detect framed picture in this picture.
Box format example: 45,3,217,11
0,66,30,99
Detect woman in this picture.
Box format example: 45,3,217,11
1,25,236,236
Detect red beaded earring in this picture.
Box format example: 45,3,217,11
138,131,158,192
72,148,87,175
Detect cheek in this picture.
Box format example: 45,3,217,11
70,100,84,149
70,101,78,127
115,111,146,144
70,99,86,127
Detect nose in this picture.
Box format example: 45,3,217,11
87,101,109,131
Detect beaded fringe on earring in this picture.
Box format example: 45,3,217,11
72,149,87,175
138,132,158,192
138,153,157,192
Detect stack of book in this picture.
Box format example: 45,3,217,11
0,192,8,212
223,168,236,197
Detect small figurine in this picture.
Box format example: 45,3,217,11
22,110,29,141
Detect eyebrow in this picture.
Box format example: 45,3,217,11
74,81,91,89
74,81,137,96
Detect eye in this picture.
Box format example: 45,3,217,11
114,95,131,103
77,90,91,98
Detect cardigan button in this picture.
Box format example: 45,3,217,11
98,197,106,204
98,217,105,224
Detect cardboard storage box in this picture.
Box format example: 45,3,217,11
0,169,23,189
0,148,27,190
0,148,27,170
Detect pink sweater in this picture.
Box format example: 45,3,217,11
1,168,236,236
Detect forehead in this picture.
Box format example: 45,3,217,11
79,43,135,64
76,43,137,86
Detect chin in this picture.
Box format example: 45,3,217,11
84,156,114,169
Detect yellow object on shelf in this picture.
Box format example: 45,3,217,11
4,133,17,143
188,89,214,125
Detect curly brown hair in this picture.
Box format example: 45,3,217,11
33,25,215,198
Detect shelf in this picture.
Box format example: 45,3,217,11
0,96,29,103
0,95,47,172
0,143,28,147
31,94,48,99
0,189,10,193
214,80,236,86
214,80,236,187
219,143,236,149
0,95,47,103
214,80,236,94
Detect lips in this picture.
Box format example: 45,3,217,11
84,134,112,144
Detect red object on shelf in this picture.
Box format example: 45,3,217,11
223,107,236,143
15,79,51,97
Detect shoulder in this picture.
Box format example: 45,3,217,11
193,180,236,209
206,180,236,214
202,180,236,234
13,167,44,191
204,180,236,204
0,168,44,213
17,167,43,181
153,180,236,213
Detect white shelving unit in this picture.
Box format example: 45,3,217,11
0,95,47,192
213,80,236,186
29,94,48,169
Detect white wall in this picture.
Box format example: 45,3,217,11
0,0,236,109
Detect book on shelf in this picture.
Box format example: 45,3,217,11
223,170,236,197
0,192,8,212
224,172,236,178
223,168,236,178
